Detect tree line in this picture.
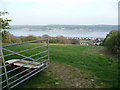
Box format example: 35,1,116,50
1,32,80,44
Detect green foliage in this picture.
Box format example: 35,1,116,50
0,11,8,16
104,30,120,55
70,39,79,44
41,35,79,44
0,11,11,31
2,32,80,44
42,34,51,39
49,35,79,44
0,11,13,43
49,38,58,43
55,36,70,44
20,35,39,42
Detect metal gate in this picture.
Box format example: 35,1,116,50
0,39,50,89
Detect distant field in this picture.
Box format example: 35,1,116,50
79,40,93,43
2,43,118,88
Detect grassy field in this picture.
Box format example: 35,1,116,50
79,40,93,43
3,43,118,88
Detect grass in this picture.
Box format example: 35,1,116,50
79,40,93,43
2,43,118,88
50,44,118,88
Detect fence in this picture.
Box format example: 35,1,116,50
0,38,50,89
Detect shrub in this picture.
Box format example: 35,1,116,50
20,35,39,42
2,31,21,43
104,30,120,55
49,38,58,43
55,36,70,44
42,34,51,39
70,39,80,44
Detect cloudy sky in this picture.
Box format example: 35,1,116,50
0,0,119,25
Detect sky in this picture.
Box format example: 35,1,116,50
0,0,119,25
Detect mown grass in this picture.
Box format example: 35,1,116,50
2,43,118,88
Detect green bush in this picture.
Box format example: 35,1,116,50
70,39,80,44
104,30,120,55
55,36,70,44
49,38,57,43
20,35,39,42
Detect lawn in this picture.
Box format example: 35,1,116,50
2,43,118,88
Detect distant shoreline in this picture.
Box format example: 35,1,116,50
6,25,116,38
10,24,118,26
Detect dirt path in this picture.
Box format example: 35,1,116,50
99,49,117,59
37,61,102,88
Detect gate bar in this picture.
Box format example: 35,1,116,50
0,49,9,89
1,38,50,89
10,65,48,89
2,44,48,58
1,55,48,76
0,59,48,85
2,39,48,48
0,46,48,69
0,50,48,77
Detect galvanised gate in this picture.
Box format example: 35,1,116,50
0,39,50,89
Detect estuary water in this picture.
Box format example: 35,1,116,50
7,29,110,38
6,25,116,38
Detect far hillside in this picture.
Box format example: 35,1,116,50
10,25,118,31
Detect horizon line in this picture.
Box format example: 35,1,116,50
10,24,118,26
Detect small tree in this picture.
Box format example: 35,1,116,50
0,11,21,43
0,11,11,31
0,11,11,43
